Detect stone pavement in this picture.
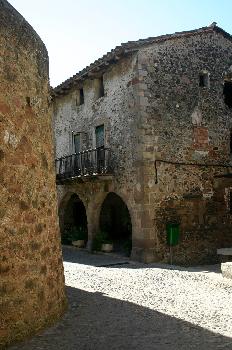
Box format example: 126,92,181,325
9,246,232,350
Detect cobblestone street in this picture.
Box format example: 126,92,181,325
10,246,232,350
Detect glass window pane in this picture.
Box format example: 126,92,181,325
95,125,104,148
73,133,80,153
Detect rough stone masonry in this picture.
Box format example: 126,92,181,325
54,25,232,265
0,1,66,348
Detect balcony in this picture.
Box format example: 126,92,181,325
55,148,113,184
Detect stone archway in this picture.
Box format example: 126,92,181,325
99,192,132,256
59,193,88,245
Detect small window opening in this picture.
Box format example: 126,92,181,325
230,131,232,154
26,96,30,106
223,81,232,108
80,88,84,105
99,76,104,98
199,72,209,88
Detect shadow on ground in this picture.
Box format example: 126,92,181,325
10,285,232,350
62,246,222,273
62,245,130,267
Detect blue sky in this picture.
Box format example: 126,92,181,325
9,0,232,87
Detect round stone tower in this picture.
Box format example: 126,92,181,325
0,1,66,347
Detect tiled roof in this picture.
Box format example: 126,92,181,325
53,25,232,96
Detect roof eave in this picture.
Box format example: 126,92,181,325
53,25,232,98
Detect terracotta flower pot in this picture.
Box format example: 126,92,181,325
101,243,113,253
72,240,85,248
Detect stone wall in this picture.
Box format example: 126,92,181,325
53,55,144,250
0,1,66,347
134,31,232,264
54,28,232,265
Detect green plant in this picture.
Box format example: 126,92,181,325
102,231,113,244
61,225,72,244
92,231,112,251
68,226,88,242
61,230,71,245
123,239,132,257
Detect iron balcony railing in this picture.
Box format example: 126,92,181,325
55,148,113,182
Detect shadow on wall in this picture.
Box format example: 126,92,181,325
10,286,232,350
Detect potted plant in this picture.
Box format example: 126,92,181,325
92,231,113,253
100,231,113,253
69,226,88,248
123,238,132,257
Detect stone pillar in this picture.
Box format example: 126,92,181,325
0,1,66,347
86,202,101,250
131,224,160,263
130,169,161,263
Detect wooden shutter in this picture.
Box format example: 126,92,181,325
73,133,81,153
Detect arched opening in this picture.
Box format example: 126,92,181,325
60,193,88,245
99,192,132,256
223,80,232,108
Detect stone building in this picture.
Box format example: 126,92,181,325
0,1,66,347
53,24,232,265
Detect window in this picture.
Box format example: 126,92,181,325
95,76,105,99
199,71,210,88
223,81,232,108
73,133,81,153
95,125,105,172
99,76,104,98
80,88,84,105
95,125,104,148
230,131,232,155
